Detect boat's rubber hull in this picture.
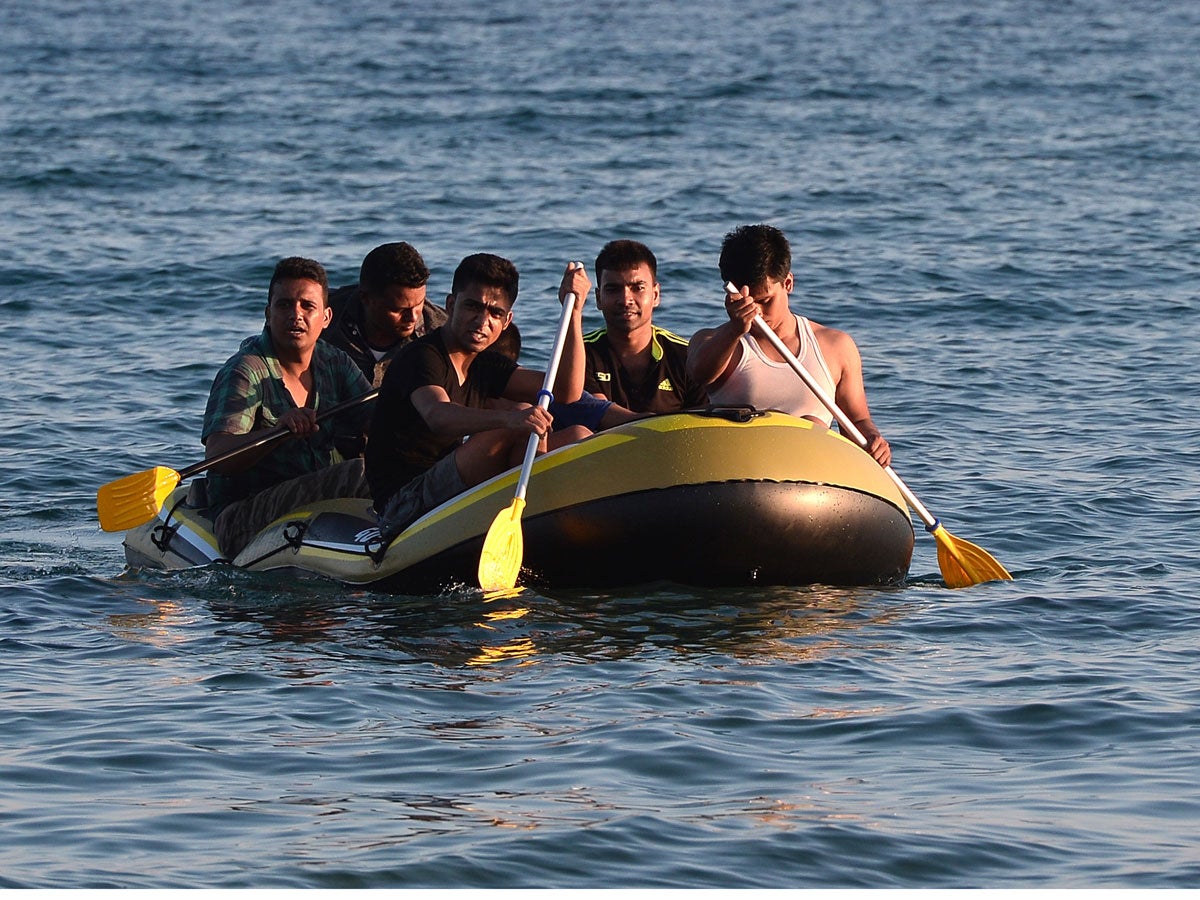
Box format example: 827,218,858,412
378,480,914,591
123,410,915,592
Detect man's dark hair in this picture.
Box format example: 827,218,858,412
269,256,329,303
595,239,657,282
451,253,520,305
359,242,430,295
718,224,791,288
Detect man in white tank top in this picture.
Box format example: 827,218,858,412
687,224,892,467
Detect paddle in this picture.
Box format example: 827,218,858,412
725,283,1012,588
96,389,379,533
477,273,581,593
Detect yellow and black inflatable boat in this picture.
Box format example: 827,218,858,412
122,409,915,591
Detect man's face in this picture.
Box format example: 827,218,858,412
597,263,659,335
364,284,427,343
266,277,330,354
445,283,513,354
745,272,794,321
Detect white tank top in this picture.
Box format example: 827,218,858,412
707,315,835,425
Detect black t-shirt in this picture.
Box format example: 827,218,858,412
583,325,707,414
365,328,518,508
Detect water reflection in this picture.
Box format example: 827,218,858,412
529,583,913,663
103,598,192,647
466,638,539,667
139,565,918,672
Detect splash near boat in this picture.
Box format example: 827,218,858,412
121,409,915,592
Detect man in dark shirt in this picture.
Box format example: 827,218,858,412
366,254,591,542
582,239,707,417
323,242,448,387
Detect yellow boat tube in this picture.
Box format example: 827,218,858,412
123,410,914,591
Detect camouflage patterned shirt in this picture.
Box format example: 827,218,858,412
201,328,372,513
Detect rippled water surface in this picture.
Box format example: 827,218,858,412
2,0,1199,888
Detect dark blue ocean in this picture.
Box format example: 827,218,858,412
3,0,1199,888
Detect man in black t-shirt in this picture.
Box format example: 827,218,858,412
366,253,591,541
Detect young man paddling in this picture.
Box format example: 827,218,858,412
687,224,891,466
202,256,373,558
322,241,448,388
366,254,591,543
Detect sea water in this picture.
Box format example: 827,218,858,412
2,0,1199,887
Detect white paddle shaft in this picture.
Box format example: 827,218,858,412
512,289,577,503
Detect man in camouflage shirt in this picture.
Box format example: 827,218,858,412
202,257,373,558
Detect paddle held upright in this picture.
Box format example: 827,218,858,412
477,271,582,593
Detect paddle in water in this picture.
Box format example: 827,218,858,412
724,283,1012,589
478,270,582,593
96,389,379,532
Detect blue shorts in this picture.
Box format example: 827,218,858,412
550,391,612,431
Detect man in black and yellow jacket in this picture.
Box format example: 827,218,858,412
581,239,707,417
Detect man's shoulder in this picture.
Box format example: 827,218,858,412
652,325,690,345
204,334,275,435
215,332,272,377
652,326,693,363
328,283,361,312
808,318,851,342
313,336,369,374
582,327,610,346
424,303,448,328
684,324,720,345
471,346,519,381
382,330,446,378
410,327,445,353
324,284,364,343
654,325,691,348
808,318,856,360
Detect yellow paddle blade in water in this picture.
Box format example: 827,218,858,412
478,497,526,592
96,465,182,532
930,523,1013,588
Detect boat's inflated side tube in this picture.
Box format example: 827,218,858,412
124,411,915,591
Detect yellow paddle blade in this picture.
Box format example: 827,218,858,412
96,465,182,532
478,497,527,592
930,524,1013,589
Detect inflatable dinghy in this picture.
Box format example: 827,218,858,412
122,409,915,592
